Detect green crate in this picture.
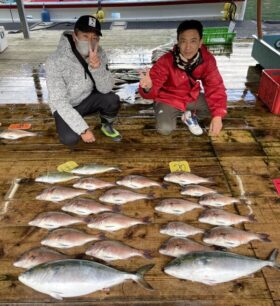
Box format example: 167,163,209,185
203,27,236,45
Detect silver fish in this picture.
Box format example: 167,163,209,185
198,209,256,226
116,175,162,189
155,198,202,215
35,172,80,184
19,259,154,300
14,247,68,269
41,228,104,249
87,212,149,232
0,129,37,140
86,240,152,261
61,198,120,216
164,172,212,186
29,211,86,229
160,222,204,238
181,185,217,197
73,177,116,190
164,249,280,285
159,237,212,257
199,193,240,207
70,163,121,175
36,186,89,202
203,226,271,248
99,188,153,205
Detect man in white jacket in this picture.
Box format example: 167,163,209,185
46,15,121,146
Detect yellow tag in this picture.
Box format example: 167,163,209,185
169,161,191,173
57,161,79,173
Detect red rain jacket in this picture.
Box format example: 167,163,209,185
139,45,227,118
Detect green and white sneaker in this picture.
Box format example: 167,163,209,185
101,124,122,142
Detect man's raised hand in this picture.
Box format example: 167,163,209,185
139,68,153,90
89,40,101,69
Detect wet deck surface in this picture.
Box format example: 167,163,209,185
0,28,280,305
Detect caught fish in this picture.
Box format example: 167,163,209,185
0,129,37,140
160,222,204,238
155,199,202,215
70,163,121,175
99,188,153,205
36,186,89,202
199,193,240,207
181,185,217,197
198,208,256,226
164,172,212,186
61,198,120,216
159,237,212,257
164,249,280,285
87,212,149,232
86,240,152,261
29,211,86,229
41,228,104,249
14,247,68,269
203,226,271,248
35,172,80,184
19,259,154,299
73,177,116,190
116,175,162,189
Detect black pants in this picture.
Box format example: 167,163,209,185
54,91,120,146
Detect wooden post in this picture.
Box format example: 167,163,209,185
15,0,30,39
257,0,262,39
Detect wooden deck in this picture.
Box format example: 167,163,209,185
0,28,280,305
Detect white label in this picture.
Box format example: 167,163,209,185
88,17,96,27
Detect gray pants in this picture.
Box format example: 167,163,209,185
154,94,210,135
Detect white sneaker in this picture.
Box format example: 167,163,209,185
182,111,203,136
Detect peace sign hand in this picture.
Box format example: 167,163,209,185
89,40,101,69
139,68,153,90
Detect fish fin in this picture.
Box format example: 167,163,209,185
50,292,63,300
142,216,151,224
135,264,154,290
248,214,257,223
112,205,121,213
258,233,271,242
142,250,154,259
162,183,169,189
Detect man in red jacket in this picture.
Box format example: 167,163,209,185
139,20,227,136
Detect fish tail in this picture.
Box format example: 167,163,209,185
112,205,121,213
258,233,271,242
142,216,151,224
268,249,280,270
205,177,215,184
135,264,154,290
97,232,106,240
83,216,92,224
147,192,155,200
142,250,154,259
248,214,257,223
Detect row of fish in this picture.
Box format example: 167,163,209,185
15,166,278,299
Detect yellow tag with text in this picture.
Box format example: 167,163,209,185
57,161,79,173
169,161,191,173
